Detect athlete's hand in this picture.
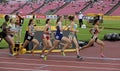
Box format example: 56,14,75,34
101,26,104,31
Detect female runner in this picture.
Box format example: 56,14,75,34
79,19,105,57
41,19,52,58
68,16,82,59
22,19,39,55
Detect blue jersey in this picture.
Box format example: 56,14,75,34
55,21,63,40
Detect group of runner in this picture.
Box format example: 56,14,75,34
0,14,105,61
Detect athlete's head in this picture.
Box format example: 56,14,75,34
68,16,75,21
16,12,22,16
10,18,14,24
56,16,63,24
46,19,50,24
93,19,99,25
28,19,34,26
16,12,20,16
4,15,10,22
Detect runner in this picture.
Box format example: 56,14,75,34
68,16,82,59
22,19,39,55
41,19,52,58
79,19,105,57
0,15,16,56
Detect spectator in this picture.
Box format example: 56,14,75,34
78,12,84,27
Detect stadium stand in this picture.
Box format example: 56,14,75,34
0,2,25,14
83,0,119,14
0,0,120,15
34,0,65,14
56,0,86,15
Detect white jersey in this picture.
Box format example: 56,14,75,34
8,23,16,31
58,21,62,29
78,14,84,19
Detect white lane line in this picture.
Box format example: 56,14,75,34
1,52,120,61
0,57,120,65
0,56,120,66
0,61,120,71
36,65,49,70
49,55,120,61
0,67,48,71
48,65,120,70
0,61,47,67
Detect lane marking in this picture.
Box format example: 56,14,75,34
0,52,120,61
48,65,120,70
49,55,120,61
35,65,49,71
0,61,120,71
0,56,120,66
0,67,49,71
0,61,47,67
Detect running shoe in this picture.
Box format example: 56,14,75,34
43,55,47,61
40,54,45,58
61,51,66,56
31,50,34,56
100,53,105,58
77,55,83,60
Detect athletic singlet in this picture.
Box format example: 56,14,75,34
69,23,77,38
26,24,35,41
28,24,35,36
91,27,98,42
91,28,98,35
8,24,15,37
55,21,63,40
42,24,51,40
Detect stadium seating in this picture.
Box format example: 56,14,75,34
18,2,42,15
0,0,120,16
110,5,120,16
83,0,117,14
56,0,86,15
0,2,23,14
34,1,65,14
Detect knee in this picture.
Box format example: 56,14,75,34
9,42,14,47
67,41,71,45
67,39,71,44
36,42,39,46
51,47,55,49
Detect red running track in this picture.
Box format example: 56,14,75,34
0,41,120,71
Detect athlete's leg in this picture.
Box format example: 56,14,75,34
43,40,59,61
46,40,59,55
80,39,95,50
72,37,83,59
22,40,29,48
31,39,39,54
41,39,48,55
72,37,80,56
96,39,105,57
47,39,52,48
4,35,15,55
61,37,71,56
61,37,71,51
